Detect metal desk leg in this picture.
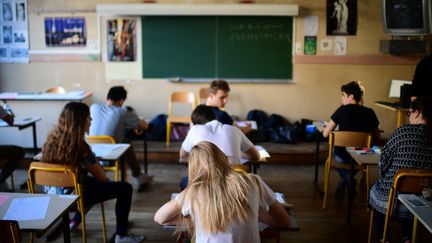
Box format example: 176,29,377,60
62,212,71,243
144,131,148,174
32,123,38,155
314,130,320,183
347,158,355,225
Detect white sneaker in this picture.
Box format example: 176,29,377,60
115,234,146,243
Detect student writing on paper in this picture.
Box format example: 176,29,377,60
0,105,25,192
322,81,380,199
42,102,145,243
206,80,252,134
179,105,259,189
155,141,290,243
369,97,432,243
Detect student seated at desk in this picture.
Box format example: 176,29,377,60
323,81,380,199
179,105,259,189
0,105,25,192
369,97,432,243
155,141,290,243
42,102,145,243
206,80,253,134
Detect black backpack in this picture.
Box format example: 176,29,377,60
246,110,268,142
266,114,300,143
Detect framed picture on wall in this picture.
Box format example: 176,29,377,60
107,18,136,62
44,17,87,46
326,0,357,35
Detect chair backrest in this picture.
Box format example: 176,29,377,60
168,91,196,116
27,162,78,192
0,220,21,243
330,131,372,148
86,135,116,144
197,87,209,104
45,86,66,94
394,168,432,194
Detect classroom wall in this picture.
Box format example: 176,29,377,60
0,0,422,138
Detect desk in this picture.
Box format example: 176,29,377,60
346,148,380,225
0,91,92,148
179,145,269,174
0,192,78,243
35,143,131,181
375,101,409,128
398,194,432,237
0,117,41,155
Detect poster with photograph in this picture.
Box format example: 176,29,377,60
107,18,136,62
326,0,357,36
0,0,29,63
44,17,86,46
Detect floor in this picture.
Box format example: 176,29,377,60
10,163,432,243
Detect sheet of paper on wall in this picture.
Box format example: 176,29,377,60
304,16,318,36
334,37,347,55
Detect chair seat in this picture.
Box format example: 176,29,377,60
167,116,191,124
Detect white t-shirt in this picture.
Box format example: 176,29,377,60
178,174,276,243
181,120,254,164
89,103,139,142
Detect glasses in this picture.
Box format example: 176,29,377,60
407,109,414,117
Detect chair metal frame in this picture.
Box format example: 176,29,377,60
166,91,196,146
368,168,432,243
322,131,372,209
0,220,21,243
27,162,107,243
86,135,123,182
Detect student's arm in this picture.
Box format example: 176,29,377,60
258,202,290,227
241,146,260,161
86,162,108,182
322,120,337,138
154,200,183,225
235,122,252,134
1,113,14,125
179,148,189,162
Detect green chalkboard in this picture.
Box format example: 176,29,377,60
141,16,293,81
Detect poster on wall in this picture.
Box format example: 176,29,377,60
44,17,86,46
0,0,29,63
326,0,357,36
107,18,136,62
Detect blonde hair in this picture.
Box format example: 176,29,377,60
180,141,261,235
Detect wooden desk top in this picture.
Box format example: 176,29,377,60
347,147,380,165
0,91,92,101
0,117,41,127
375,101,409,112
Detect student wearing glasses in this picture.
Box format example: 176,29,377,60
323,81,380,199
369,97,432,243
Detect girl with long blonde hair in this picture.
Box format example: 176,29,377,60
154,141,290,242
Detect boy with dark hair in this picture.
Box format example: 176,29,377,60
90,86,150,191
323,81,380,198
206,80,252,134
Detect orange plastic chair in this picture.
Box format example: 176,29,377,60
166,92,196,146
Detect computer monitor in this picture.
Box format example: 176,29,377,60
388,79,412,98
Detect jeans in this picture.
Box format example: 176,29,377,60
73,176,133,236
0,145,24,183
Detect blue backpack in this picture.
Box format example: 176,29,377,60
147,114,167,141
